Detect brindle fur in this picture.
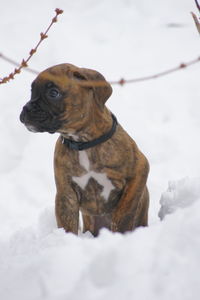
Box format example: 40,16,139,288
20,63,149,236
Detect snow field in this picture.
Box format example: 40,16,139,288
1,0,200,299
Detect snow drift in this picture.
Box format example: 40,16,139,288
1,178,200,300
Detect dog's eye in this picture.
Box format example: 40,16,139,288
46,88,61,100
73,71,87,81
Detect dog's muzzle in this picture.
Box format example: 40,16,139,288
20,100,60,133
20,102,48,123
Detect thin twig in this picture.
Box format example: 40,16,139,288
191,0,200,34
77,56,200,87
191,12,200,34
109,56,200,86
0,53,38,74
0,8,63,85
195,0,200,13
1,53,200,87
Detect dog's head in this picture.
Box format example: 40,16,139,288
20,63,112,134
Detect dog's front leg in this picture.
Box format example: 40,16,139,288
55,187,79,234
54,140,80,234
111,153,149,233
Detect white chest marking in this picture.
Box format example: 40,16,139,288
72,151,115,201
79,150,90,171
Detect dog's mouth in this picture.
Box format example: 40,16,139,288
20,106,61,134
25,124,38,133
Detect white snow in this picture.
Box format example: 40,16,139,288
159,177,200,219
1,0,200,299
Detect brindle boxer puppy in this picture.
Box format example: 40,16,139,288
20,63,149,236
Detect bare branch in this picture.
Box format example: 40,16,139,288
0,53,38,74
195,0,200,13
191,12,200,35
1,53,200,87
80,56,200,87
0,8,63,85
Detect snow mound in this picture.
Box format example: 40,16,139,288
1,197,200,300
159,177,200,220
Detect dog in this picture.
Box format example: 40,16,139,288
20,63,149,236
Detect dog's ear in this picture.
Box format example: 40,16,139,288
73,68,112,109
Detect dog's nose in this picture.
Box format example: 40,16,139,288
25,101,34,112
19,103,32,123
19,108,25,123
20,105,28,123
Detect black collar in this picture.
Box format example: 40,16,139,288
61,114,118,151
